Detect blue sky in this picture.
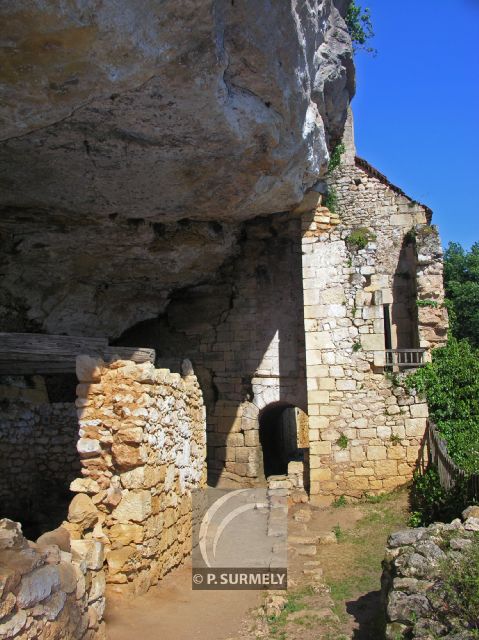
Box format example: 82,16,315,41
352,0,479,249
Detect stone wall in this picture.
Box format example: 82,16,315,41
0,378,79,538
382,507,479,639
117,213,308,487
0,519,105,640
302,148,448,504
66,356,206,595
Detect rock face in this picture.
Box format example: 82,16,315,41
0,0,354,337
382,511,479,639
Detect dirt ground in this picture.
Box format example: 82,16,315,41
106,489,410,640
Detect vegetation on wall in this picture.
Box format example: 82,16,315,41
345,2,376,55
444,242,479,347
437,534,479,635
328,143,345,173
324,187,338,213
346,227,376,250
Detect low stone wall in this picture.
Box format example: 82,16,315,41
66,356,207,595
0,385,79,537
0,519,105,640
382,507,479,639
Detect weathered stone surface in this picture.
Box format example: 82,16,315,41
37,527,71,553
387,592,430,624
0,519,26,551
0,0,354,338
388,529,425,548
112,491,152,524
76,356,103,383
383,512,479,639
16,565,61,608
68,494,99,529
70,540,104,571
0,610,27,638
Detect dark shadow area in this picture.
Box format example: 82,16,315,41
391,234,419,350
259,403,298,477
0,375,80,540
346,590,387,640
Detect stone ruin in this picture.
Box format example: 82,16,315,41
0,1,449,638
382,506,479,639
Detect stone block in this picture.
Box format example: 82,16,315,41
68,494,99,529
0,520,27,551
111,443,145,469
70,478,100,495
360,334,385,351
17,565,61,608
319,378,336,390
77,438,102,457
347,476,369,490
319,405,341,416
351,446,366,462
374,460,398,478
410,404,429,418
308,390,330,404
244,430,260,447
336,379,356,391
310,441,332,455
405,418,426,437
367,446,387,461
112,491,152,524
310,468,332,482
106,547,138,575
76,355,103,383
71,540,104,570
309,415,329,430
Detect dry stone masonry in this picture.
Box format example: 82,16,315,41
67,356,207,595
0,519,106,640
382,507,479,639
0,355,206,639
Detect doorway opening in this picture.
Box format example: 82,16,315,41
259,403,302,478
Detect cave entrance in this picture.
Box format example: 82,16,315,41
259,403,301,478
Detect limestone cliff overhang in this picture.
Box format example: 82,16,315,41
355,156,433,224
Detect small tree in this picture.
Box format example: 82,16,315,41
345,2,376,55
444,242,479,347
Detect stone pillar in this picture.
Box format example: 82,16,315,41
301,205,343,505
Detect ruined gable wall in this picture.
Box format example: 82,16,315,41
66,357,206,596
303,160,447,504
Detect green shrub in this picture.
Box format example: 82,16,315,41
437,534,479,633
409,466,468,526
345,2,376,55
408,338,479,474
346,227,376,250
324,187,338,213
337,434,349,449
328,143,345,172
416,299,439,308
332,495,347,508
444,241,479,347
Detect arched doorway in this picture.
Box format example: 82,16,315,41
259,403,304,478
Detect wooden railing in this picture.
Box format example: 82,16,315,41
427,420,479,501
385,348,426,369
